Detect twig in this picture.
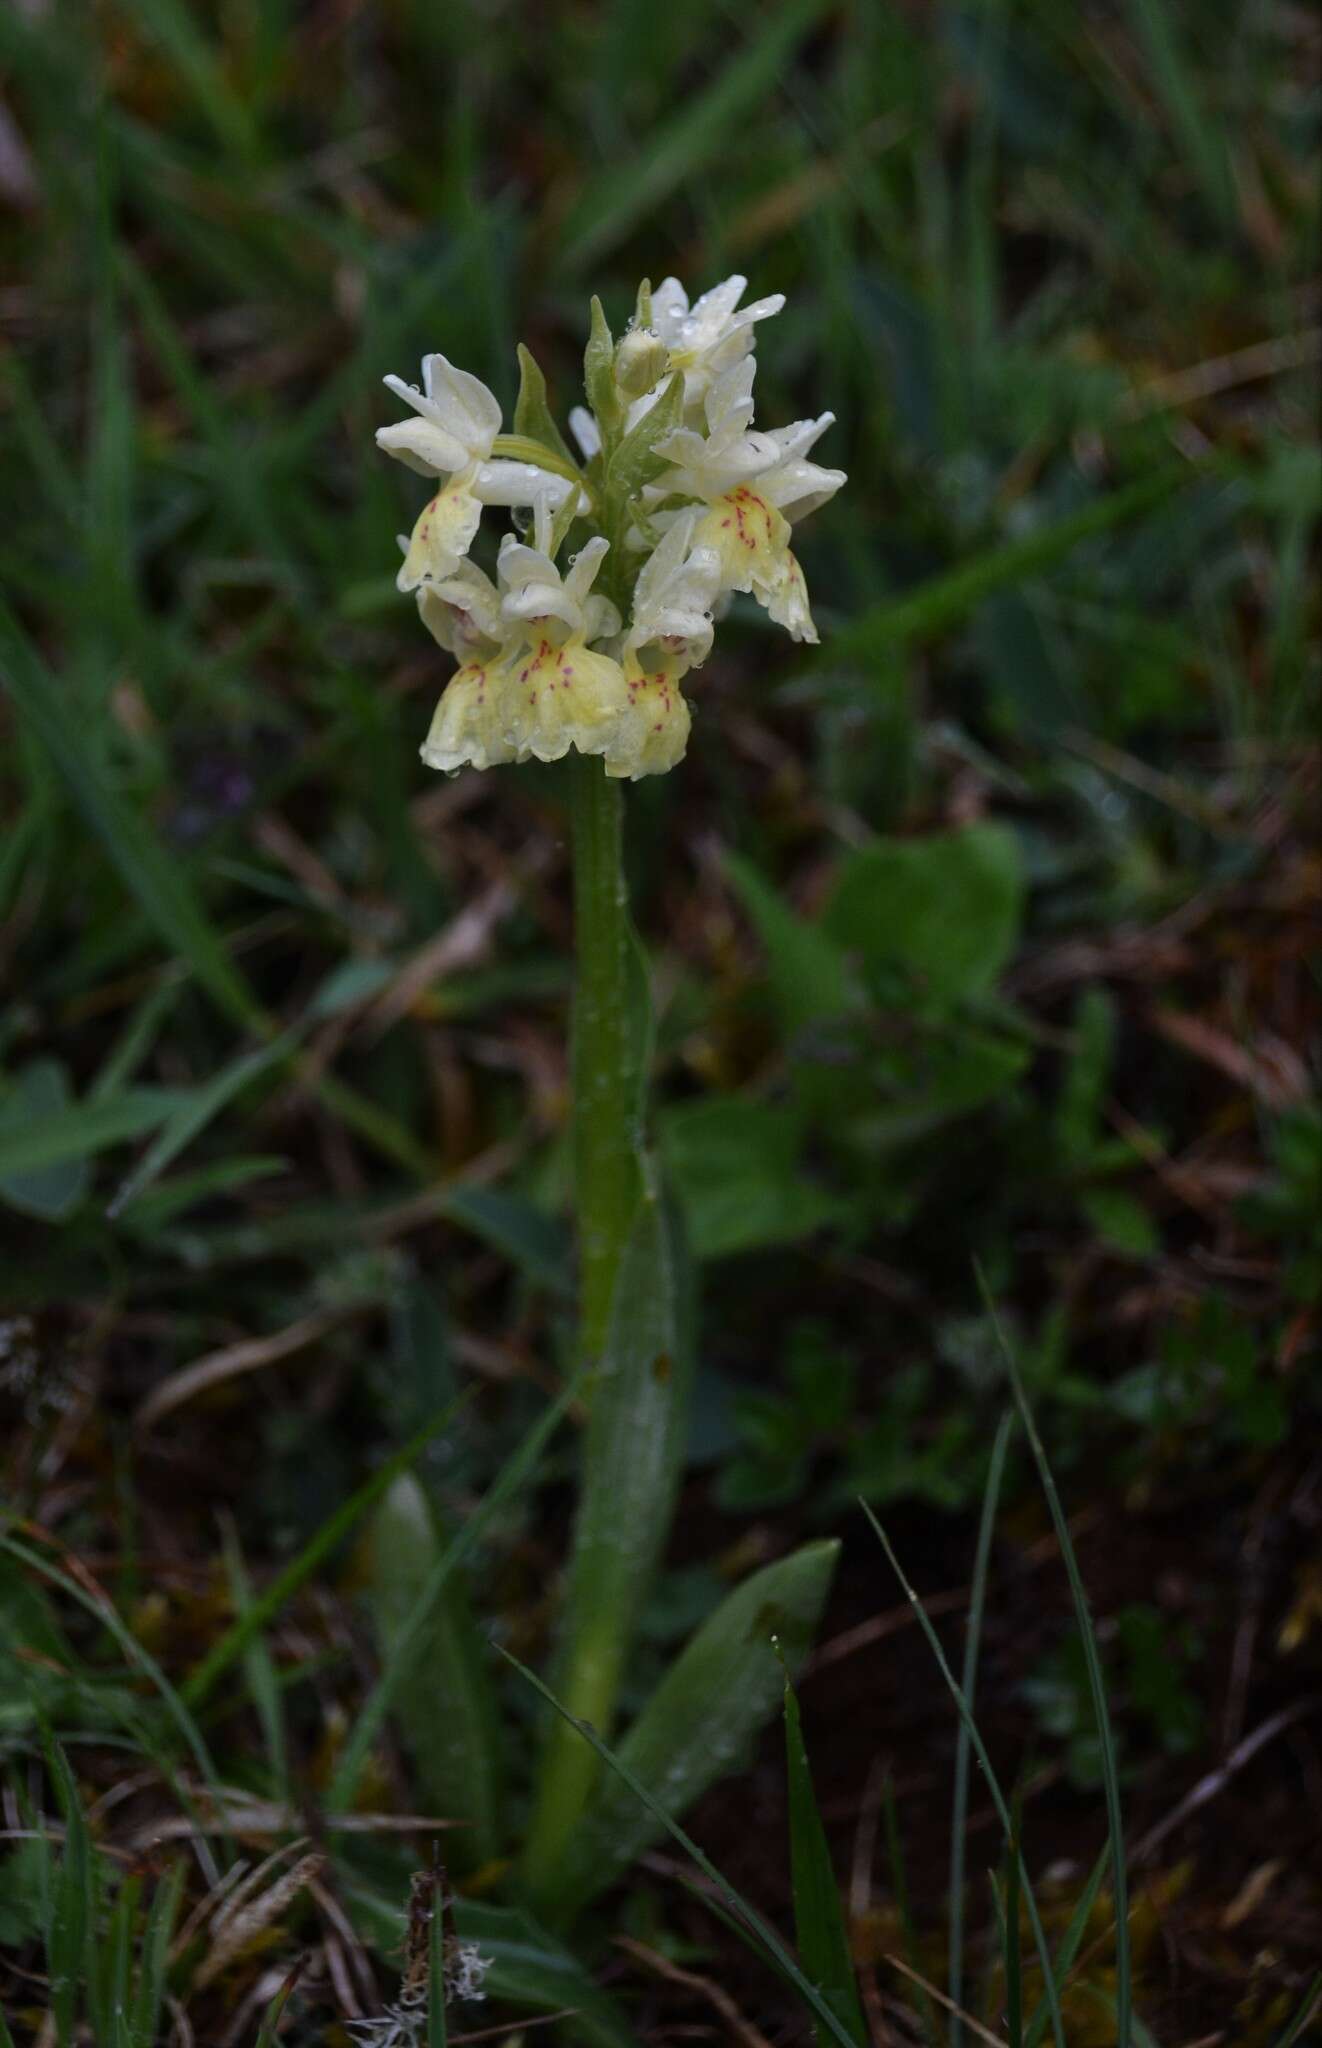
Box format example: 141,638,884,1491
135,1303,369,1430
882,1954,1008,2048
1132,1697,1322,1863
615,1935,777,2048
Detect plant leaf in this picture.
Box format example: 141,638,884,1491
328,1378,577,1810
551,1539,840,1921
513,342,577,468
523,1181,689,1902
724,849,854,1038
365,1473,504,1872
784,1675,868,2045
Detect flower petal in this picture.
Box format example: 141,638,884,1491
475,460,578,510
605,658,692,780
376,415,470,477
396,467,484,591
419,354,502,456
503,637,628,764
420,660,517,774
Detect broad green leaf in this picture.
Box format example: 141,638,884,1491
365,1473,504,1872
553,1539,839,1920
823,822,1024,1007
561,1184,688,1716
523,1185,689,1901
0,1061,88,1221
783,1679,868,2045
329,1378,577,1809
661,1097,840,1259
724,850,853,1038
0,1082,187,1194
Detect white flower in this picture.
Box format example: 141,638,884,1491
603,511,721,781
649,362,845,644
377,353,502,479
419,656,516,776
568,406,602,462
379,353,578,592
386,275,845,780
415,559,504,664
649,357,776,499
651,273,784,412
497,529,621,648
418,531,633,776
496,532,629,765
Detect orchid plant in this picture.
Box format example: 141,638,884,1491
368,279,846,2025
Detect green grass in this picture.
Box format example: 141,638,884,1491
1,0,1317,2039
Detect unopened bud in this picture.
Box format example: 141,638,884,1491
614,327,669,399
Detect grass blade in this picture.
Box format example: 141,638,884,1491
1004,1799,1024,2047
0,599,261,1031
861,1504,1067,2048
834,470,1188,660
560,0,830,272
1125,0,1235,226
106,1023,303,1218
784,1675,868,2045
1,602,435,1182
0,1086,188,1184
6,1538,221,1797
975,1264,1131,2048
428,1885,448,2048
499,1645,863,2048
1274,1975,1321,2048
950,1412,1014,2046
180,1398,469,1711
130,1858,186,2043
41,1727,95,2048
253,1957,304,2047
1022,1843,1110,2048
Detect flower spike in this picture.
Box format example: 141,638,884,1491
378,275,844,775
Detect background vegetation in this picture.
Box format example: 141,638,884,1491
1,0,1318,2041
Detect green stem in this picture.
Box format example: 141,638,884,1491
519,749,640,1908
568,749,639,1368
